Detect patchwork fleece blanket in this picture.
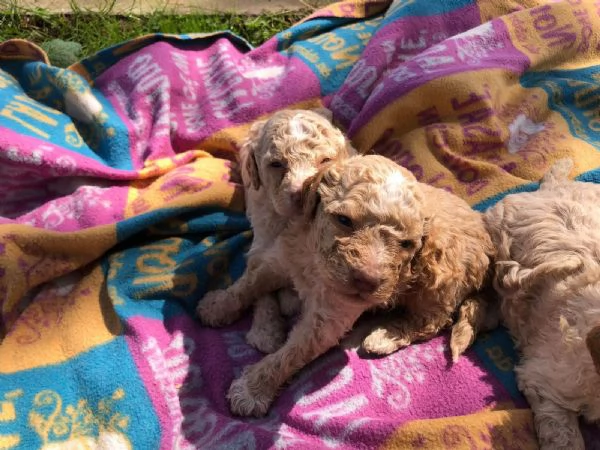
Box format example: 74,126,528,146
1,0,600,448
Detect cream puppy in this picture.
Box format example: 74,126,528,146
234,108,355,353
484,159,600,450
198,154,428,417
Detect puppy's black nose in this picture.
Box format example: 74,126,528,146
351,269,382,293
291,191,302,210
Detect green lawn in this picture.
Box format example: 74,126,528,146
0,3,306,66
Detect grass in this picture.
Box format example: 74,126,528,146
0,2,307,62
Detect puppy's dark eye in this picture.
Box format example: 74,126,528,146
320,157,332,165
400,240,414,249
336,214,353,228
269,161,284,169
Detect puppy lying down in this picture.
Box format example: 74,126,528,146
359,165,495,361
198,154,494,417
484,159,600,450
237,108,355,353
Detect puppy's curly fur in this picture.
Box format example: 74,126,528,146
484,159,600,450
359,175,496,362
218,108,355,354
198,154,431,417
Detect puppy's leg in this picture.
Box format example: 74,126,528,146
228,303,362,417
450,293,500,362
245,293,287,354
278,287,301,317
197,257,286,327
245,287,302,354
498,253,583,293
519,379,584,450
361,307,452,356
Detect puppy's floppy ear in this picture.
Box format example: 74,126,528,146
422,216,432,238
245,151,261,190
311,107,333,122
411,216,433,269
240,119,266,190
301,165,330,220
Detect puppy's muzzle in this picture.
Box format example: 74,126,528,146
290,190,302,211
351,267,383,293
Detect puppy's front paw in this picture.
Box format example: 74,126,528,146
227,374,275,417
361,327,410,356
536,415,585,450
278,288,301,317
196,289,242,327
245,322,286,354
449,321,475,363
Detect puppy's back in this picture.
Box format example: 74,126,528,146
485,180,600,274
484,168,600,347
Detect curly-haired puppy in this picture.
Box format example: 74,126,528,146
230,108,354,353
198,154,432,416
484,159,600,450
359,174,496,362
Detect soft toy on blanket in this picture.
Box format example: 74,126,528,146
198,150,495,416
